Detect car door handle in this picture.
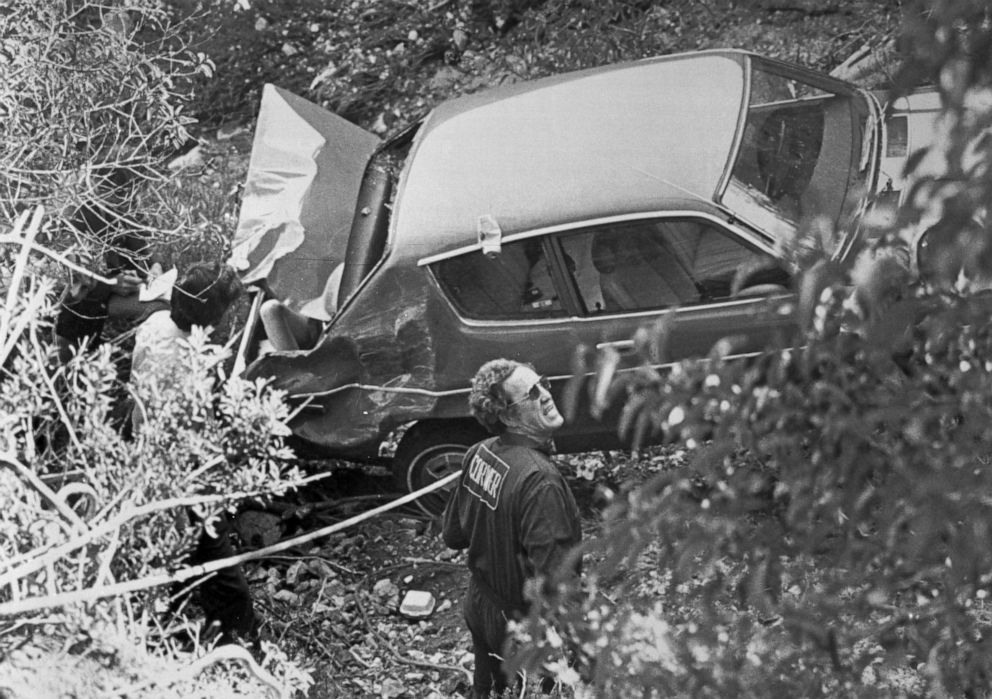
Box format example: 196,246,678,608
596,339,634,352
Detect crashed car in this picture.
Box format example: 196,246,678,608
230,49,937,512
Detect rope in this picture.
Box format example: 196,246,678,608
0,470,462,617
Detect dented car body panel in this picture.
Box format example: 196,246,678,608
234,49,891,463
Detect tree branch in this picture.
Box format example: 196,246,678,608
0,471,461,616
0,232,118,287
0,477,325,588
1,452,88,535
111,643,285,698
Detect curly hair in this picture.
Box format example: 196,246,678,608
469,358,533,435
170,262,243,332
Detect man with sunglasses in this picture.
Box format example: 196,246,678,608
443,358,582,698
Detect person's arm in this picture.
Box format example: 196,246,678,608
441,444,480,550
441,485,470,550
518,474,581,579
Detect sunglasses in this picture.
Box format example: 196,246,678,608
506,376,552,408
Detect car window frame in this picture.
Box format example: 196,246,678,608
545,214,791,318
423,211,789,326
426,232,580,322
719,55,882,264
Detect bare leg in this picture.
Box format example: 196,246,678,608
260,300,321,351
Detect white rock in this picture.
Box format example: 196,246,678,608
380,678,406,698
273,589,300,605
373,578,399,601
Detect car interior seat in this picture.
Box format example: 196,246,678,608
592,229,698,311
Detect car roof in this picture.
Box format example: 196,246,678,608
389,50,749,263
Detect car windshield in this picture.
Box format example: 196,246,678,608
721,59,876,253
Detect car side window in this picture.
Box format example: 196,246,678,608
558,218,789,314
432,238,567,320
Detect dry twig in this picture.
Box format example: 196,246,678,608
0,471,461,616
1,452,88,535
112,643,285,698
402,556,464,569
0,475,328,586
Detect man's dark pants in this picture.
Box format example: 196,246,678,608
464,580,511,698
180,512,258,642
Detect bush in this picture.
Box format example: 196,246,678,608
0,2,310,694
0,0,216,268
512,1,992,696
0,211,310,696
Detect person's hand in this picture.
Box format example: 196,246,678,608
65,275,97,301
112,272,143,296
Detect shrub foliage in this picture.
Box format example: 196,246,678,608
0,0,216,266
0,2,308,695
0,209,309,695
514,1,992,697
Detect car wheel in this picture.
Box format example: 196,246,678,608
393,422,486,516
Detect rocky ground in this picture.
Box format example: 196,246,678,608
232,452,663,698
237,470,478,698
184,0,906,136
209,427,683,699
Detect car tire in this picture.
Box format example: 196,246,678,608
393,422,487,516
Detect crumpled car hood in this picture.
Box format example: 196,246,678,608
228,84,381,320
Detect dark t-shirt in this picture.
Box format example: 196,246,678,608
442,433,582,612
54,282,114,345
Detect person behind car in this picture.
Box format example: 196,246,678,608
591,227,699,310
129,262,260,648
258,299,324,352
590,232,636,310
53,163,162,363
53,257,149,362
442,358,582,698
55,142,205,362
130,262,242,395
256,262,344,352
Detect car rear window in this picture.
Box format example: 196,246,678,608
722,60,874,248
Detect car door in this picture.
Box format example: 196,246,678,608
546,214,796,447
427,214,794,451
427,233,591,383
427,232,634,452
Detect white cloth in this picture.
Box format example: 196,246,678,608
138,266,177,303
130,309,189,386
